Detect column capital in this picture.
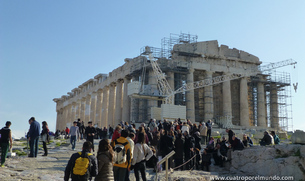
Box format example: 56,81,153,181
117,79,124,84
110,82,116,87
97,89,103,94
189,68,195,73
205,71,214,77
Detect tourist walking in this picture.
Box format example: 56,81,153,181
69,121,80,150
28,117,40,157
85,121,96,152
41,121,49,156
110,129,131,181
95,139,114,181
0,121,13,167
64,141,97,181
132,132,153,181
108,125,114,139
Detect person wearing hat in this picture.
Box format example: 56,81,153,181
85,121,96,152
69,121,80,150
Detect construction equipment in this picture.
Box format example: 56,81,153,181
128,49,297,121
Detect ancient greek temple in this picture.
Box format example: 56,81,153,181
53,33,292,131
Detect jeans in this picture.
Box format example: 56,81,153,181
1,143,9,165
29,136,39,157
113,166,127,181
42,141,48,155
134,161,147,181
70,135,76,149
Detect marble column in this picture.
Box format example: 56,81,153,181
66,104,72,126
270,83,279,129
122,77,131,123
56,110,61,131
101,86,109,128
85,95,91,124
71,102,77,122
114,80,123,126
240,77,250,127
167,71,175,104
90,92,97,125
148,70,158,119
130,76,139,122
204,71,214,122
80,97,86,123
108,83,116,127
222,75,232,121
257,82,267,127
95,89,103,127
75,100,81,120
186,68,195,121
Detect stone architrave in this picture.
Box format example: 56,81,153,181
95,89,103,127
186,68,195,121
114,79,123,126
90,92,97,125
240,77,250,127
122,77,131,123
108,83,116,127
222,75,232,121
85,95,91,124
101,86,109,128
204,71,214,121
257,82,267,127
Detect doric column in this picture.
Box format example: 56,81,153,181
101,86,109,128
75,100,81,120
90,92,97,125
80,97,86,123
56,109,61,131
114,79,123,126
122,77,131,123
85,95,91,124
95,89,103,127
62,106,68,130
66,104,72,126
108,83,116,126
270,83,279,129
71,102,77,122
130,76,139,122
240,77,250,127
204,71,214,121
167,71,175,104
222,75,232,120
148,70,158,119
257,82,267,127
186,68,195,121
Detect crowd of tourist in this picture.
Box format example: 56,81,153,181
0,116,280,181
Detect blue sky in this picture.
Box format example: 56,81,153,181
1,1,304,138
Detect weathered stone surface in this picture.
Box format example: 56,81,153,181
291,130,305,144
231,144,305,180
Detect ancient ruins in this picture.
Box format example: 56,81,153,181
53,33,293,132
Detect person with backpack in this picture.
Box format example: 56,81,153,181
0,121,13,167
110,129,131,181
64,141,98,181
131,132,153,181
95,139,114,181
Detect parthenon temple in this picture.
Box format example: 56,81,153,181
53,33,292,131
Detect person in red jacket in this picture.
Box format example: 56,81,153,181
111,125,122,141
65,127,70,139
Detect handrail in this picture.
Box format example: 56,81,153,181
155,151,175,181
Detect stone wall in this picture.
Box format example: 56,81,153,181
230,144,305,180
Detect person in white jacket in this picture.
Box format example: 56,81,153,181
132,132,153,181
